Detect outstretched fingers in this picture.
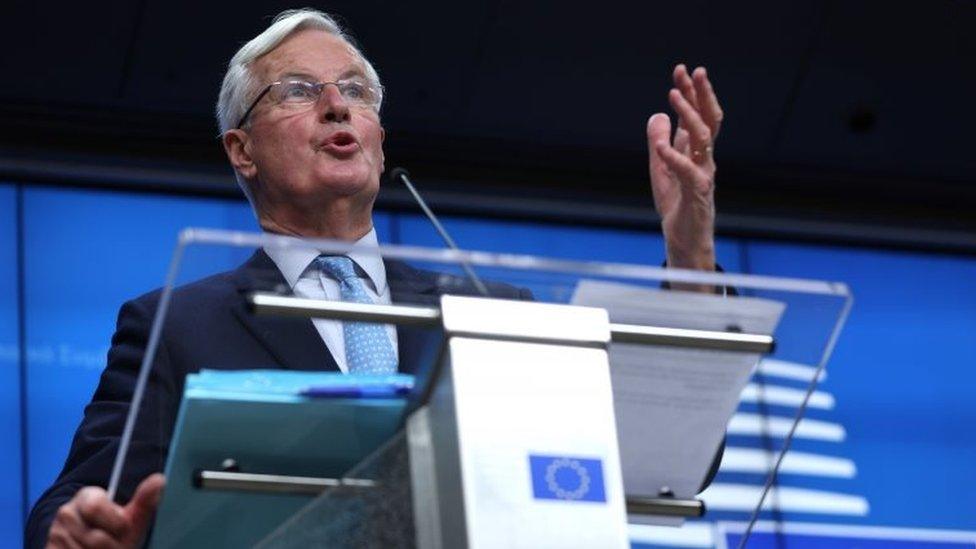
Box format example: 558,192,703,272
668,88,713,165
692,67,723,139
673,64,699,111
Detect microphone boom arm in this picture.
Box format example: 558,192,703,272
391,168,489,297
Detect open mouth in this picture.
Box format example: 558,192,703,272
321,132,359,155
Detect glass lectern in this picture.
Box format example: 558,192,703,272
110,229,850,548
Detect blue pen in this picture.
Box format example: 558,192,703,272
300,384,412,399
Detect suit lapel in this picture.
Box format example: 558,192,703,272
384,259,440,303
230,250,341,372
385,259,444,375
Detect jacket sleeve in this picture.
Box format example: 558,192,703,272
25,294,180,548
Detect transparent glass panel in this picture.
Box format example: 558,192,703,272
123,228,850,547
256,430,414,548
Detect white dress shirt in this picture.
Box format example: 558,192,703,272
263,228,397,373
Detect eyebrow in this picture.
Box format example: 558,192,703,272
276,71,317,82
275,67,369,83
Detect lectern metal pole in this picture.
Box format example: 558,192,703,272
247,293,774,353
193,470,377,495
626,496,706,518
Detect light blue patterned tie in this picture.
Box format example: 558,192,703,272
316,256,398,374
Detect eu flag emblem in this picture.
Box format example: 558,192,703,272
529,454,607,503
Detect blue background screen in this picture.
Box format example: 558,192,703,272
5,185,975,548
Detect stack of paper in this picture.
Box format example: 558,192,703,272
572,280,784,526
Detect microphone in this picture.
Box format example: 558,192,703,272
389,167,489,297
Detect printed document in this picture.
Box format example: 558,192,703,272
572,280,784,525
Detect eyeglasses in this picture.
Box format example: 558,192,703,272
236,78,383,129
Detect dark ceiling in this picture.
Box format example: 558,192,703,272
1,1,973,251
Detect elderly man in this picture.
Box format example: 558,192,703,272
28,8,724,548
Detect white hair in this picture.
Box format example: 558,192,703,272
215,8,383,205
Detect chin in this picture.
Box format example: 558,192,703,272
315,169,378,198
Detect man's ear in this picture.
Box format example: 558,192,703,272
222,129,257,180
379,126,386,173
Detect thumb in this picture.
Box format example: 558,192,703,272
647,113,672,148
647,113,672,175
647,113,675,207
123,473,166,537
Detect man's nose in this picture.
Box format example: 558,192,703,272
317,84,351,123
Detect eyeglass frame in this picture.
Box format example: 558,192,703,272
235,78,383,129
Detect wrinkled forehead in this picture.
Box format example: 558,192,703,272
253,29,369,84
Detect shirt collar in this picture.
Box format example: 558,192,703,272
263,228,388,293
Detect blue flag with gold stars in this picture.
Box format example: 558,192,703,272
529,454,606,503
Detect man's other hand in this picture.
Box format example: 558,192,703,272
46,473,165,549
648,64,723,272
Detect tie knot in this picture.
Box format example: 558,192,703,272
316,255,359,283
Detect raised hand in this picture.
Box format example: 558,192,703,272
46,473,165,549
647,64,723,272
